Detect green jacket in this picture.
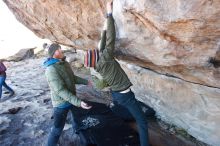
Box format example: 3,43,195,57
95,15,132,92
45,60,88,107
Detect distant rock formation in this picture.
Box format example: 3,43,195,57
7,48,35,61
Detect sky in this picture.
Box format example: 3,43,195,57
0,1,46,59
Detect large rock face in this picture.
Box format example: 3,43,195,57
3,0,220,88
114,0,220,88
3,0,220,145
120,61,220,146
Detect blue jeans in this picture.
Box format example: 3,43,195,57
111,90,149,146
0,76,14,98
46,106,81,146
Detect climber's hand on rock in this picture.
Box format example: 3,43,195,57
107,1,113,14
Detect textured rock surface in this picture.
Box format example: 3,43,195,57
120,61,220,146
7,48,35,61
113,0,220,88
3,0,220,145
3,0,220,88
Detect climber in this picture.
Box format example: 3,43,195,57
84,1,150,146
43,43,92,146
